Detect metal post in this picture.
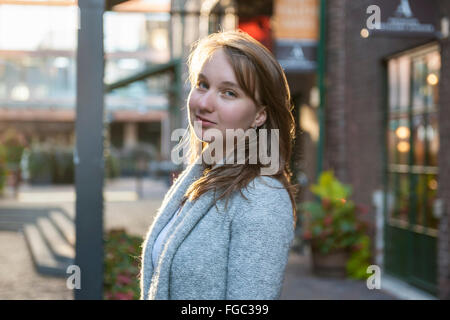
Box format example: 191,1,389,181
168,60,182,161
74,0,105,300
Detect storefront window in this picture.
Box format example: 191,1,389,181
388,58,398,111
0,55,76,105
388,172,410,223
428,112,439,167
412,114,426,166
388,117,410,165
0,7,170,112
386,45,440,235
398,55,410,112
426,51,440,110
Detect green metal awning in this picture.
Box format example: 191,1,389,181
104,58,181,92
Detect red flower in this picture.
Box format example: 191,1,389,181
117,273,132,286
324,215,333,226
303,230,312,240
114,291,134,300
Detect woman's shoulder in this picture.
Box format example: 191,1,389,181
226,175,294,236
245,175,289,200
229,175,293,218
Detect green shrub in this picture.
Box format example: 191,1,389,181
0,128,26,165
0,145,7,195
118,143,155,176
52,146,74,184
103,229,142,300
346,234,371,280
0,129,26,191
27,144,120,185
28,145,53,184
105,150,121,179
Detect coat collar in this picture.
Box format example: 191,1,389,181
142,141,250,299
148,187,218,299
142,160,222,299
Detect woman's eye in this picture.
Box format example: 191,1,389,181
223,90,237,97
197,81,208,89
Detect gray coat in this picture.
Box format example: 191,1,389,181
139,162,295,300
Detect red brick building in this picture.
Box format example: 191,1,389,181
323,0,449,299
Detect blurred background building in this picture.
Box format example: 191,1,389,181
0,0,448,300
323,0,449,299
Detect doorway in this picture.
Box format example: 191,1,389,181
384,43,440,296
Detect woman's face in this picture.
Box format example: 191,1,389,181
188,49,266,143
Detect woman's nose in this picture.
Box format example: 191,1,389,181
197,90,215,112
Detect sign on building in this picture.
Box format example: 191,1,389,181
272,0,319,73
367,0,439,37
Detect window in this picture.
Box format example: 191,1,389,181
386,44,440,236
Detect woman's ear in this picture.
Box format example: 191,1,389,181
253,106,267,127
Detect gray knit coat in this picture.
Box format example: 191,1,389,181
139,161,295,300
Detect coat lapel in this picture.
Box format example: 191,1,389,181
141,161,204,299
148,186,218,299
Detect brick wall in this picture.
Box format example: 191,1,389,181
325,0,449,298
325,0,430,236
325,0,348,182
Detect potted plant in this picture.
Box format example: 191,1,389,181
300,171,370,278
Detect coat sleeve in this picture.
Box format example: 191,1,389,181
225,183,295,300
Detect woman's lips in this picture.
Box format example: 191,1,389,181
196,116,215,127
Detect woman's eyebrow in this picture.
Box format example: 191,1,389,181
198,73,240,89
219,81,240,89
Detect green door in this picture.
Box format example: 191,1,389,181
384,44,440,296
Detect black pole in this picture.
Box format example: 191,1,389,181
74,0,105,300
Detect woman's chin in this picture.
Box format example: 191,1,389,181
194,129,213,143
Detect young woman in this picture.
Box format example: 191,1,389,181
140,30,298,300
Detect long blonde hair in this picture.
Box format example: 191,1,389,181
178,30,298,227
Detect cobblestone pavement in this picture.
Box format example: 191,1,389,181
0,177,398,300
0,178,166,300
280,249,398,300
0,231,73,300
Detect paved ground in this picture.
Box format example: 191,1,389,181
0,231,73,300
0,177,399,300
280,249,397,300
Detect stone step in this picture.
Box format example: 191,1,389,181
23,224,71,278
0,213,38,231
49,211,75,247
0,213,38,223
0,221,24,231
64,209,75,219
36,217,75,264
